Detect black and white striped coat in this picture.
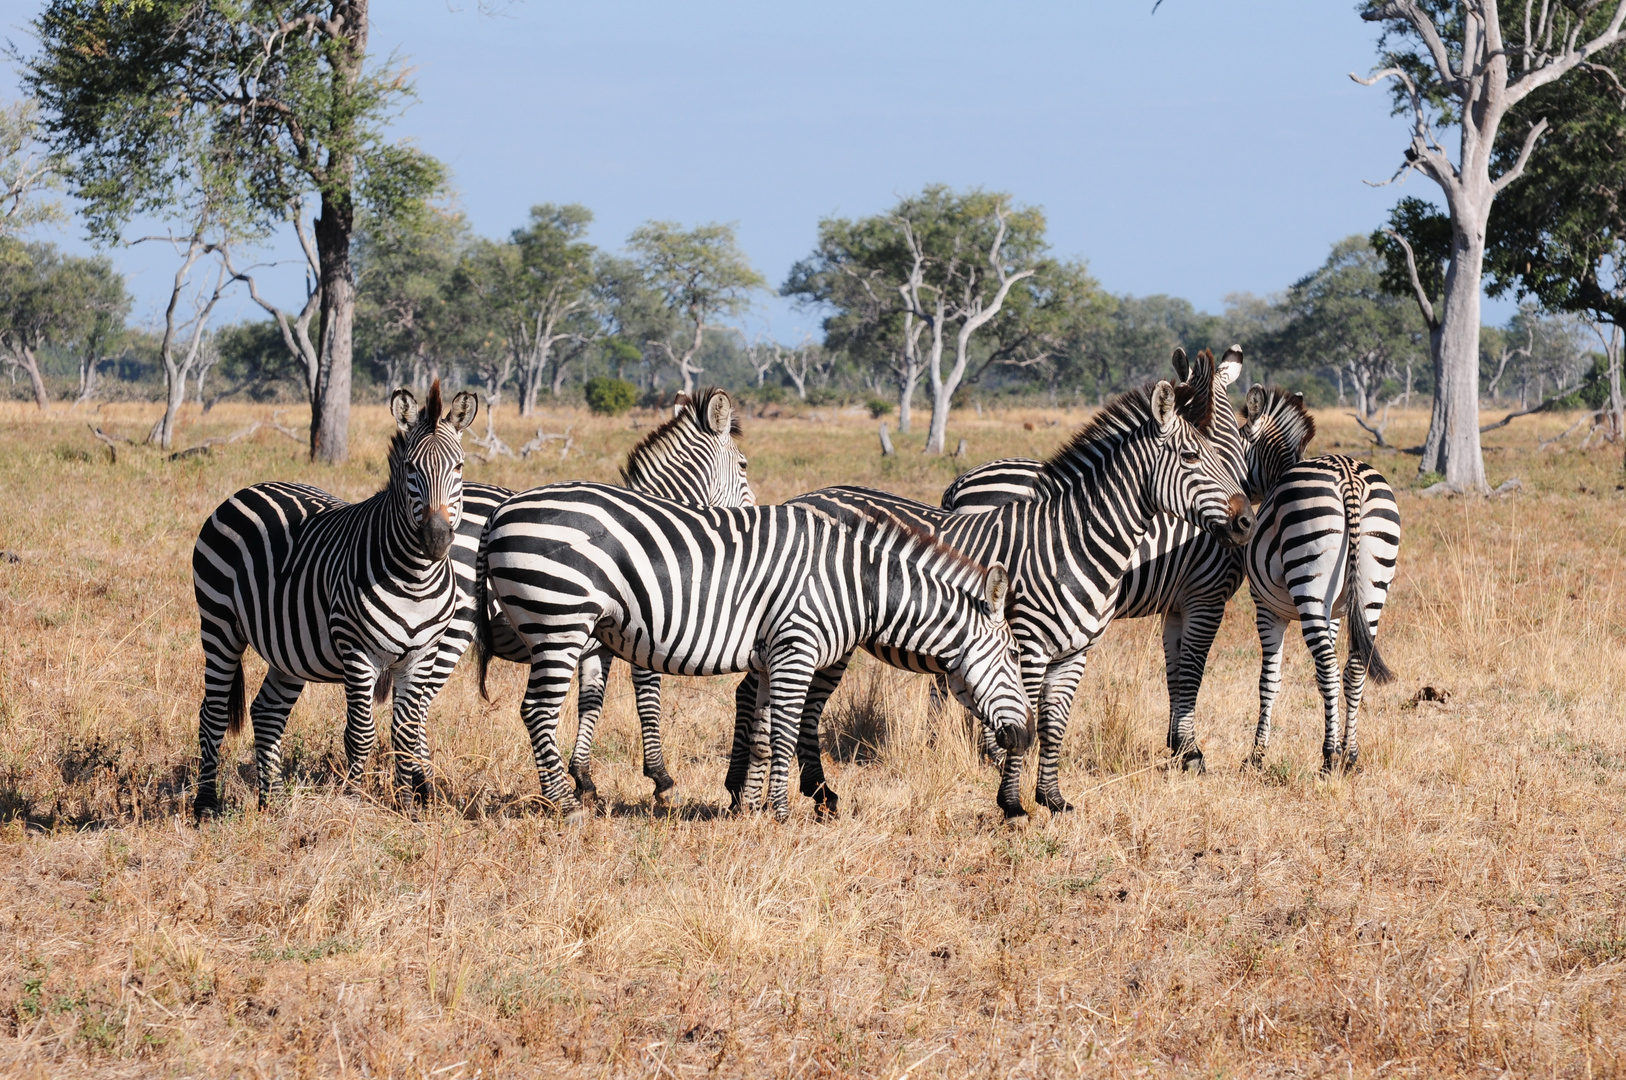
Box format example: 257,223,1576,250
396,388,753,805
474,484,1035,822
730,375,1253,821
938,347,1249,771
191,382,479,816
1239,386,1398,772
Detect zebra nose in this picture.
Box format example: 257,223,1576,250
423,509,455,560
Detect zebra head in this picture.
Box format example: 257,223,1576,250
1148,379,1254,547
942,564,1034,753
1241,385,1317,498
388,380,479,561
622,387,755,507
1175,345,1249,495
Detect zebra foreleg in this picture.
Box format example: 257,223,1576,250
1301,614,1345,774
389,661,436,809
763,655,817,824
1168,598,1226,775
794,659,849,822
519,632,591,822
250,668,306,808
568,646,609,808
194,629,246,820
631,666,677,807
1160,610,1187,759
724,672,760,813
1247,610,1289,770
341,657,384,795
1033,654,1089,815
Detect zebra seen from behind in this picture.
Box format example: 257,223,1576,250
390,387,753,805
473,483,1035,822
191,381,479,818
1240,385,1399,773
938,347,1248,772
727,373,1253,821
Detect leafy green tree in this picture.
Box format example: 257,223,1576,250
0,240,125,409
1356,0,1626,490
628,220,764,398
215,320,305,403
1486,44,1626,442
584,376,637,415
1277,235,1429,443
0,100,60,236
27,0,445,462
355,202,470,393
978,259,1115,403
504,205,599,412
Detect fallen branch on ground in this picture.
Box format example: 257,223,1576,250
87,425,131,463
518,425,573,461
170,421,263,461
1538,409,1605,450
268,410,305,444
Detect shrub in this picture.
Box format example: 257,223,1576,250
866,398,894,419
584,377,637,416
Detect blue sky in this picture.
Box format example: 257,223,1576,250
0,0,1513,335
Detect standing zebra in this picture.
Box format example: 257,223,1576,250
395,387,752,804
1240,385,1398,772
191,382,478,817
473,483,1036,822
727,375,1253,821
938,347,1247,771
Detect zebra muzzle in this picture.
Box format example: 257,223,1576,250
995,711,1035,753
422,509,456,561
1225,493,1254,545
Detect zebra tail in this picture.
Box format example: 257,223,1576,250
473,519,495,702
226,664,246,737
1340,466,1395,686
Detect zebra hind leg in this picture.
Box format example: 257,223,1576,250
1339,635,1374,772
631,666,678,808
519,633,592,823
796,659,849,822
1246,611,1289,771
194,636,247,821
250,668,307,809
1170,600,1226,776
568,647,608,809
1301,615,1346,775
724,672,759,814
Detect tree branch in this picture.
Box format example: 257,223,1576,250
1492,117,1551,193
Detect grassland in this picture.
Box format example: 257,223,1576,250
1,395,1625,1077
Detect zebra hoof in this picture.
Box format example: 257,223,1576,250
813,793,839,822
192,795,221,823
1241,751,1265,772
1180,749,1207,775
1002,809,1030,828
563,806,589,828
772,806,790,825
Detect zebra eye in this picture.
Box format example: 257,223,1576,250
1180,450,1200,465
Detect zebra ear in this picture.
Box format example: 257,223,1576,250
705,391,732,435
445,390,479,433
1151,380,1179,434
390,388,418,432
1217,346,1243,388
1245,384,1268,424
1171,347,1189,384
984,563,1010,622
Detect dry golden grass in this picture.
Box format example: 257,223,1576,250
1,396,1625,1077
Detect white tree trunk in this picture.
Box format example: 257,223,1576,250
1418,228,1488,490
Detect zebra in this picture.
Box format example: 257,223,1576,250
472,483,1036,822
937,347,1248,772
191,381,479,818
391,387,753,805
726,374,1254,821
1239,385,1399,773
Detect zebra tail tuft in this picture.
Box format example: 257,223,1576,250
226,664,246,737
373,674,392,706
1340,463,1394,686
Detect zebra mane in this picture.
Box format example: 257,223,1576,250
388,379,445,464
1037,381,1192,485
620,387,741,487
1182,349,1217,433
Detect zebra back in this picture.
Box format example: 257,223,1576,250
621,387,754,507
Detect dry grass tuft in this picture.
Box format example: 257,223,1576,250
1,398,1625,1076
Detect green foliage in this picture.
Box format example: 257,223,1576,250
866,397,893,419
0,99,62,237
1373,197,1450,308
214,320,305,402
584,376,637,416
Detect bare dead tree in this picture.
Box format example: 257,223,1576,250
143,233,236,451
1358,0,1626,491
221,202,322,406
1486,324,1534,399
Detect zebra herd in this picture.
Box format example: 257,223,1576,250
189,351,1399,825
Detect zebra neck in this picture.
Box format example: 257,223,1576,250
374,488,441,577
1038,440,1159,579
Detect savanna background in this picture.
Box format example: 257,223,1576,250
2,397,1624,1078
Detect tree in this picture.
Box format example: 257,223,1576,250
0,241,123,409
1485,42,1626,445
28,0,445,463
628,220,764,397
892,188,1045,453
0,100,60,237
68,256,128,405
355,202,469,394
977,259,1115,403
502,205,599,413
1277,236,1429,445
1356,0,1626,491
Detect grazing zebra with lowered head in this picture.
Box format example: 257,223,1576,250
391,387,752,806
191,381,478,817
473,483,1035,822
728,373,1253,821
938,347,1248,772
1240,385,1398,773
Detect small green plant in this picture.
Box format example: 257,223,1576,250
1416,470,1445,488
866,398,894,419
585,376,637,416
